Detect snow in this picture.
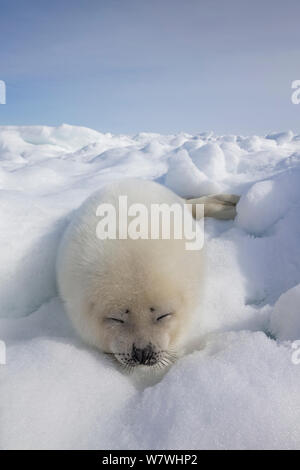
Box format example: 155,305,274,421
270,285,300,342
165,149,221,197
1,124,300,449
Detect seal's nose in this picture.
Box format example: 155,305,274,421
132,344,155,365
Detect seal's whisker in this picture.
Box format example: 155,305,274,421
162,357,172,365
166,351,178,360
158,359,166,370
161,358,171,367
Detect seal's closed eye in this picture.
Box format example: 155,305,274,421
156,313,172,321
106,317,124,324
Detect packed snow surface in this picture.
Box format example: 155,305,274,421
1,124,300,449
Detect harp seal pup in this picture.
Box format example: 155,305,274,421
56,178,238,370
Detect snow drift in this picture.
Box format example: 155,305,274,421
1,124,300,449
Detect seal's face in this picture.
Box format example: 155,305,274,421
77,226,203,371
86,278,194,370
100,303,185,369
84,258,200,371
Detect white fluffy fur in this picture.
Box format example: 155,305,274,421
56,179,205,368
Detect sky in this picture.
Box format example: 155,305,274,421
0,0,300,135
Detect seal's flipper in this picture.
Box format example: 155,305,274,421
186,194,240,220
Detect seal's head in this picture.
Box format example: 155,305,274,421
74,236,203,370
87,259,199,370
100,303,181,369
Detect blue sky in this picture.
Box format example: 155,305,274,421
0,0,299,135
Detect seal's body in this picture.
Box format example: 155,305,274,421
57,178,238,369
